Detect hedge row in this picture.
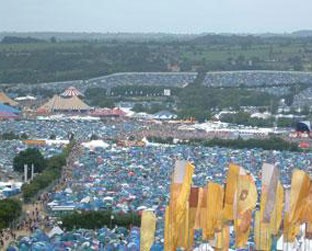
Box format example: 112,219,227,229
61,211,141,231
21,142,74,202
147,136,300,152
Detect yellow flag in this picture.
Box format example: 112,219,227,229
140,211,157,251
234,170,257,248
269,182,284,235
205,183,224,239
283,213,300,243
298,184,312,224
199,187,208,240
234,209,252,248
223,163,240,221
164,206,174,251
194,187,204,229
175,162,194,220
261,163,279,223
234,173,258,218
188,186,199,248
215,225,230,250
289,170,311,224
254,211,271,251
172,161,194,250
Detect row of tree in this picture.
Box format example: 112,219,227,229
0,132,28,140
147,136,300,152
1,34,312,83
176,84,279,122
13,142,74,202
61,211,141,231
220,112,296,128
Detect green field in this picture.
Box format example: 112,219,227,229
1,34,312,83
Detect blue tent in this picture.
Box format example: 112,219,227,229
0,102,20,114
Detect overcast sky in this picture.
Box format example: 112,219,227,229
0,0,311,34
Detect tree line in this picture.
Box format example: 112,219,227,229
147,136,300,152
13,142,75,202
61,211,141,231
1,34,312,84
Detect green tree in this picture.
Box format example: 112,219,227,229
13,148,46,174
0,199,22,229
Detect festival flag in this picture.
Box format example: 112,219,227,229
233,171,258,219
165,160,193,251
269,182,284,236
187,186,200,249
289,170,311,224
169,161,194,250
234,209,252,248
189,186,199,228
261,163,280,223
298,182,312,224
223,163,240,221
234,168,258,248
205,182,224,239
194,187,204,229
254,211,271,251
140,210,157,251
176,201,191,249
214,225,230,250
199,187,208,240
175,161,194,224
283,213,300,243
164,206,174,251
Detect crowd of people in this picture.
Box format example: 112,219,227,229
1,201,53,250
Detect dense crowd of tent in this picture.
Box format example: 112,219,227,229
293,87,312,110
202,71,312,87
87,72,198,89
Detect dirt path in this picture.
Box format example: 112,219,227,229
2,202,48,250
2,142,82,250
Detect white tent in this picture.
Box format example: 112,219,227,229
81,140,109,149
103,196,114,201
48,226,64,238
80,196,91,203
136,206,147,211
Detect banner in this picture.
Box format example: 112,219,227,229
223,163,240,221
289,170,311,224
140,211,157,251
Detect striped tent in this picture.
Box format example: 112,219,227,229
0,103,20,119
0,92,18,106
61,86,84,97
37,95,91,113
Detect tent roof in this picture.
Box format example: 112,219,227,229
61,86,84,97
38,95,91,113
0,92,18,106
153,110,177,117
0,103,20,114
81,140,109,149
90,107,126,117
0,112,19,118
